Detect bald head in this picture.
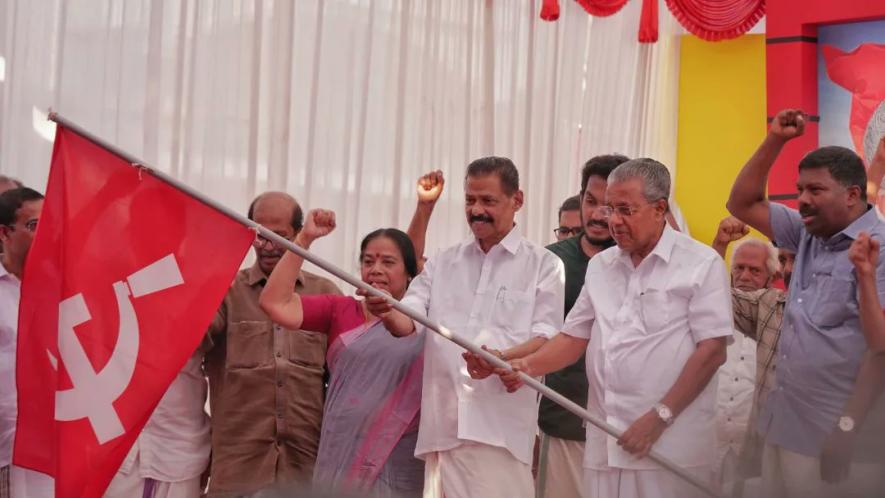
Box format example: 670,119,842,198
248,192,304,274
0,175,23,195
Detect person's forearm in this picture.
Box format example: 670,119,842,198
857,271,885,352
660,339,727,417
258,236,311,328
842,351,885,428
407,203,436,266
728,134,783,209
726,134,784,238
712,239,728,259
502,336,548,361
384,309,418,337
523,333,589,376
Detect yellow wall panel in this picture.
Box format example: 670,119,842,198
675,34,767,251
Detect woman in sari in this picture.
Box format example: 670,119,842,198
259,209,424,497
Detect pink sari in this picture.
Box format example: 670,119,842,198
301,295,424,495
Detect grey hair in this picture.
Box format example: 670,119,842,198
608,158,671,204
731,237,779,277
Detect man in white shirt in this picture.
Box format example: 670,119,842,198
0,187,53,498
711,217,780,492
497,159,731,498
372,156,565,498
103,354,210,498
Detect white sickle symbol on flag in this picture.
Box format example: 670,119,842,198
50,254,184,444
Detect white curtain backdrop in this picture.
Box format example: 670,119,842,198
0,0,683,280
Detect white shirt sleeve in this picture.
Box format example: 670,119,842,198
689,255,734,344
400,254,434,321
530,254,566,338
562,272,595,339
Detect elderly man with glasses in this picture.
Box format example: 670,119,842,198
497,159,731,498
203,192,342,497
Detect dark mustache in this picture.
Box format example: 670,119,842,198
586,220,608,229
470,215,493,223
799,206,817,217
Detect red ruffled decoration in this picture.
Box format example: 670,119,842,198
575,0,630,17
665,0,765,41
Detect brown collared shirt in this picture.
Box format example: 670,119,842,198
204,264,341,497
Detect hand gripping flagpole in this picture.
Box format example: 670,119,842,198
47,112,722,498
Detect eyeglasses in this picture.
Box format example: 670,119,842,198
5,219,38,233
597,203,651,220
252,233,293,250
553,226,583,237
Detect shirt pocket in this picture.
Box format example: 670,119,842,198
226,320,272,369
491,288,534,341
809,275,856,328
287,329,327,369
639,289,671,333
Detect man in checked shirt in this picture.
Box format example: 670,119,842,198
711,215,796,493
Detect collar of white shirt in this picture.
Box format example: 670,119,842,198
466,224,522,256
612,222,675,269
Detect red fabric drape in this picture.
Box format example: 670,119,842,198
665,0,765,41
638,0,659,43
541,0,765,44
540,0,561,21
575,0,630,17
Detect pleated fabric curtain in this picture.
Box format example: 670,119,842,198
0,0,685,280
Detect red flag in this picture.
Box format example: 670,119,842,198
13,126,254,497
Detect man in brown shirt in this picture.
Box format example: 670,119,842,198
204,192,341,497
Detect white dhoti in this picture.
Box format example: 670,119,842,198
423,442,533,498
536,434,584,498
103,454,202,498
582,466,714,498
760,443,885,498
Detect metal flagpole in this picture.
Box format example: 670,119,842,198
47,111,722,498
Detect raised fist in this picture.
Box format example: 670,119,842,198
770,109,806,141
849,231,879,277
417,170,445,205
714,216,750,246
301,209,336,243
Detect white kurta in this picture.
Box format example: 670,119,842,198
401,226,565,465
562,225,732,496
714,327,756,485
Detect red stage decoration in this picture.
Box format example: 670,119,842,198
665,0,765,41
540,0,764,43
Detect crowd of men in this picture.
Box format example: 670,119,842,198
2,107,885,498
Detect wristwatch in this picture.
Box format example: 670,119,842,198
838,415,856,433
653,403,675,426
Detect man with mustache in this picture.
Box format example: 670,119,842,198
727,108,885,497
536,154,626,498
373,156,565,498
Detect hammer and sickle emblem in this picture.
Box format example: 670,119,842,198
50,254,184,444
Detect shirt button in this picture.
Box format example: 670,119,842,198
278,381,284,387
797,298,803,304
277,411,283,418
276,351,282,358
740,356,745,361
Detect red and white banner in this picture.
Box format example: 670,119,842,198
13,126,254,497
